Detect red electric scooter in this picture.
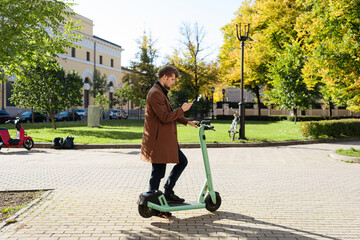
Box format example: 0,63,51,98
0,117,34,150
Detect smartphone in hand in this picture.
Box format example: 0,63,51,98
187,94,202,103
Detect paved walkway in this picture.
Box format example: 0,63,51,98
0,141,360,240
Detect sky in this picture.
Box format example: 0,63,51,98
71,0,242,68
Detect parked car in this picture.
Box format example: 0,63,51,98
74,109,87,117
54,111,82,121
16,111,47,123
0,110,11,124
109,109,128,120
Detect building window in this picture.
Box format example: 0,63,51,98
313,103,322,109
111,59,114,67
86,52,90,61
71,48,76,58
99,55,103,64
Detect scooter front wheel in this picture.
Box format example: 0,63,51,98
138,204,156,218
205,192,221,212
23,139,34,150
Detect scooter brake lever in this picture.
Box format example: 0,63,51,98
204,125,215,131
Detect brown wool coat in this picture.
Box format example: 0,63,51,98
141,83,188,164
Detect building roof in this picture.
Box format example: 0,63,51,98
121,66,132,72
225,87,256,102
94,35,122,49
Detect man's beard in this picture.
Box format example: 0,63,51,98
164,84,171,90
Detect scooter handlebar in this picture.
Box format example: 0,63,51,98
196,120,215,131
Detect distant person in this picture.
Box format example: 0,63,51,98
141,65,198,203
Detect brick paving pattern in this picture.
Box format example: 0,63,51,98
0,141,360,239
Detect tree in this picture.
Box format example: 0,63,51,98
168,89,192,109
123,31,158,106
169,23,218,100
265,42,319,123
94,93,110,120
90,69,109,98
219,0,300,115
10,59,83,129
168,23,218,119
114,83,134,113
0,0,81,78
137,99,146,119
296,0,360,112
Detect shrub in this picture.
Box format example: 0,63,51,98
301,119,360,138
216,115,360,122
216,115,288,121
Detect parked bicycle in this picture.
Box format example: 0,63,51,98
228,110,240,141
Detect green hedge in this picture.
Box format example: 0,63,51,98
301,119,360,138
216,115,289,121
287,115,360,122
216,115,360,122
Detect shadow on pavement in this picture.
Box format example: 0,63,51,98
60,129,143,141
283,140,360,152
142,211,340,240
0,149,49,155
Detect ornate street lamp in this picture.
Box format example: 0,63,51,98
211,87,215,119
236,23,250,140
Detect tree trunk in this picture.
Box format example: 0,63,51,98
329,101,333,117
255,86,261,116
49,113,56,129
31,107,34,123
293,108,297,124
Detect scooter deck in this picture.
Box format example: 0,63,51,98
168,201,201,206
148,201,205,212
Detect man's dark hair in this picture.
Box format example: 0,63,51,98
158,65,180,79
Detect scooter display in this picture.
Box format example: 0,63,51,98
138,120,221,218
0,117,34,150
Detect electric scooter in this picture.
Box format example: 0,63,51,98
138,120,221,218
0,117,34,150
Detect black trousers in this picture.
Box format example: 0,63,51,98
149,149,188,191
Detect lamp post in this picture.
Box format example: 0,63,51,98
211,87,215,119
1,69,4,110
222,89,225,115
236,23,250,140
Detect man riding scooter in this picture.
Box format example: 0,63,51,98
140,65,198,206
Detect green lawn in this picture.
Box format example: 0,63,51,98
335,148,360,157
7,119,308,144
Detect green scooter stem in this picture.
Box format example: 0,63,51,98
198,125,217,205
146,123,216,212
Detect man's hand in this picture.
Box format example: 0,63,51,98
188,121,199,128
181,100,195,112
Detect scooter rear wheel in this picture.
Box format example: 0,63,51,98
138,204,155,218
205,192,221,212
23,139,34,150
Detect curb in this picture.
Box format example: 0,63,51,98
31,137,360,149
0,189,53,229
329,152,360,163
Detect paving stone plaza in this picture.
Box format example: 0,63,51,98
1,141,360,239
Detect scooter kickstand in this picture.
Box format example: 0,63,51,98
156,212,172,221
